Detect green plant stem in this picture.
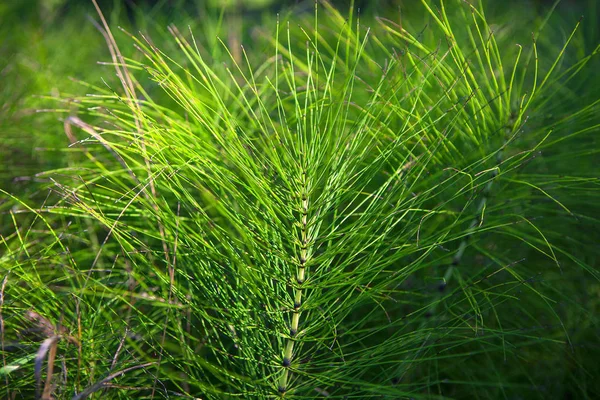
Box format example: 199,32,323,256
279,170,310,395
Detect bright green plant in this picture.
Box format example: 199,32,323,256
1,0,599,399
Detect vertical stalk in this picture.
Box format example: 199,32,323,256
278,171,309,395
438,112,518,295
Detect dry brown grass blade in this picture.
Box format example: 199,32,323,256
64,116,139,184
71,362,155,400
34,335,60,400
21,311,79,346
151,201,181,398
90,0,136,104
90,0,171,268
23,311,56,340
41,337,58,400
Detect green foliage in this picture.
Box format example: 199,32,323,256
1,1,599,399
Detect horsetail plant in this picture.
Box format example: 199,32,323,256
1,0,599,398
